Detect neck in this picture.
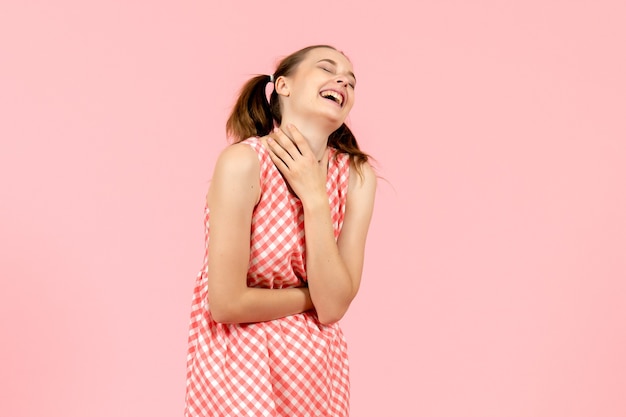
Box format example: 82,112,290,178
279,115,339,161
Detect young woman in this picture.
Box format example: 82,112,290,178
184,45,376,417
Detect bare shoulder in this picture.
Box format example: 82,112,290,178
214,141,260,175
338,160,376,249
207,142,261,208
344,160,377,222
348,160,377,196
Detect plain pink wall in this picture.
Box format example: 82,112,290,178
1,1,625,416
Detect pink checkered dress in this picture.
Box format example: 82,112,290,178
184,137,351,417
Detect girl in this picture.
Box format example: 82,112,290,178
184,45,376,417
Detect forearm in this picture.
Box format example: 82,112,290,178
210,286,313,324
302,197,355,324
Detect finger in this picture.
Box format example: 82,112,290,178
267,137,291,169
268,132,294,161
273,127,302,157
285,124,311,157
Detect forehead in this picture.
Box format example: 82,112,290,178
304,48,353,71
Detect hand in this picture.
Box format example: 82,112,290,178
265,124,329,202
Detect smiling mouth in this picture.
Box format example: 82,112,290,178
320,90,344,107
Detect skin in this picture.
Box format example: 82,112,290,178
207,48,376,325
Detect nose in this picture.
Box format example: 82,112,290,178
335,76,349,86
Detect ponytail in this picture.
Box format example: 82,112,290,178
226,75,274,142
329,123,371,178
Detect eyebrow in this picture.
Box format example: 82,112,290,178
317,59,357,83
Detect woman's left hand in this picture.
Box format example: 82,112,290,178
265,124,329,202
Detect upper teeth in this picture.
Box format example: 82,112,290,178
321,90,343,106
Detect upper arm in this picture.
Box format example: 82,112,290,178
206,143,260,315
337,161,377,294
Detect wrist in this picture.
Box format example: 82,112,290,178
301,192,329,213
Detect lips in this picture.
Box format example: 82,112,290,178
319,89,345,107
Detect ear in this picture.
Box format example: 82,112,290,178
274,75,290,98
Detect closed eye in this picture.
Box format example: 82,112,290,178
317,60,356,88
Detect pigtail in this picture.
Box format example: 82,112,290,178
329,123,371,177
226,75,274,142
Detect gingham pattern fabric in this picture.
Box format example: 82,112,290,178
185,137,351,417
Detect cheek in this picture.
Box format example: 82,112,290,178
346,92,356,108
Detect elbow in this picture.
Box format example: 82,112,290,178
314,290,357,325
209,302,240,324
209,305,230,324
317,313,343,326
208,285,249,324
316,305,349,325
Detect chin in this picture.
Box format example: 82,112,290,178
324,119,345,135
302,108,347,132
321,111,347,129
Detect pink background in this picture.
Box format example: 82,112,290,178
1,1,625,416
